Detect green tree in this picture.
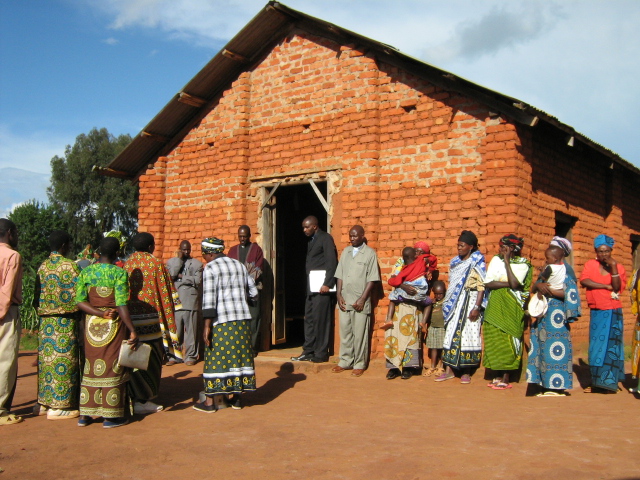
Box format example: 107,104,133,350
8,200,67,331
48,128,138,250
8,200,67,273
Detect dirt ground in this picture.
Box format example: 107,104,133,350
2,350,639,480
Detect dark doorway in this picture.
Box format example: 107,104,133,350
272,182,328,349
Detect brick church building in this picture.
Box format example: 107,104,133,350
105,2,640,357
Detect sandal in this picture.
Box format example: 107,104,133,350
492,382,512,390
0,413,23,425
536,390,567,397
423,367,437,377
487,378,501,388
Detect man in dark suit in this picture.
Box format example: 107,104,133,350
166,240,203,366
291,216,338,363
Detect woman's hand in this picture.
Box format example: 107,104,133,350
102,309,117,319
127,332,139,351
468,306,480,322
500,244,512,261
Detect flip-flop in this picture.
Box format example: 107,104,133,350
492,383,512,390
536,391,567,397
487,378,501,387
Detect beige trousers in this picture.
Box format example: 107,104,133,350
0,305,21,415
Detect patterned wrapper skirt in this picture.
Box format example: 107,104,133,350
589,308,625,392
80,314,129,418
385,302,422,369
38,314,80,409
203,320,256,395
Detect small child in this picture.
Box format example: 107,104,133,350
382,247,431,329
529,246,566,321
422,280,446,376
539,246,566,292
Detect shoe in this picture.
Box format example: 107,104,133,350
434,372,455,382
192,401,217,413
103,417,130,429
401,369,413,380
491,383,513,390
460,374,471,384
77,415,92,427
310,357,327,363
536,390,567,397
133,401,164,415
0,413,23,426
165,360,177,366
33,403,48,416
185,360,196,366
423,367,436,377
290,353,314,362
351,369,365,377
228,395,243,410
386,368,401,380
47,409,80,420
331,365,352,373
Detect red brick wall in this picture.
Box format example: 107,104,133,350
137,30,640,358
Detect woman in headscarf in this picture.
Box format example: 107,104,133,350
629,268,640,393
435,231,486,384
483,234,533,390
579,234,627,393
194,237,258,413
526,237,581,396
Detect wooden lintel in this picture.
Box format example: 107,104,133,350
178,92,207,108
222,49,248,63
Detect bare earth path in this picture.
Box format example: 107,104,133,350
2,351,639,480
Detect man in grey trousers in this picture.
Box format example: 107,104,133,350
166,240,203,366
333,225,380,377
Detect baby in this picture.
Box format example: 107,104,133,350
382,247,430,329
538,246,566,293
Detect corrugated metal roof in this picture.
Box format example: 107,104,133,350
104,1,640,179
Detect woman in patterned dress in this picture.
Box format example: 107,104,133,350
483,234,533,390
34,231,81,419
75,237,138,428
435,231,486,384
580,234,626,393
629,268,640,393
526,238,580,396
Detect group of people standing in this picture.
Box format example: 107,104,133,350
0,215,638,427
291,220,638,399
0,219,263,427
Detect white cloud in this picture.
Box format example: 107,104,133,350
0,124,72,174
79,0,640,166
103,37,119,45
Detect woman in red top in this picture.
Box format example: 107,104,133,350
579,234,627,393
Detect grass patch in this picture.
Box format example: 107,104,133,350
20,332,38,351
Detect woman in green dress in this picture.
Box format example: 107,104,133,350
75,237,138,428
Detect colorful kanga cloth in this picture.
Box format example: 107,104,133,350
442,250,486,369
124,252,181,359
203,320,256,395
482,255,533,371
385,302,422,369
589,308,625,391
36,253,81,409
526,275,581,391
629,270,640,379
75,263,130,418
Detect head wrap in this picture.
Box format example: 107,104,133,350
104,230,126,251
77,244,93,261
413,241,430,254
500,234,524,254
594,234,614,249
550,236,572,257
458,230,478,248
202,237,225,254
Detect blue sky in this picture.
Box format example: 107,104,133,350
1,0,639,184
